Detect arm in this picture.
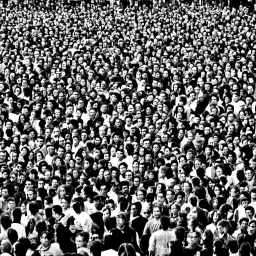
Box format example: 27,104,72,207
148,233,155,256
143,221,150,236
83,213,93,233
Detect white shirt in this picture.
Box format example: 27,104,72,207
11,223,26,238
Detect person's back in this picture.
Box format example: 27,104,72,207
1,239,12,256
90,239,102,256
148,216,174,256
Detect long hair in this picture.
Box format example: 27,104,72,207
118,243,136,256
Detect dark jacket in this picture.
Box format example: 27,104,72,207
111,224,141,253
131,215,147,238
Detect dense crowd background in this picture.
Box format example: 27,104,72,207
1,0,256,256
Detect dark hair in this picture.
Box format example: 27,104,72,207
1,214,11,230
7,228,18,245
55,223,73,253
52,205,63,215
12,207,22,223
131,202,142,214
76,231,90,245
160,216,170,231
90,239,102,256
36,220,47,238
29,202,39,215
118,243,136,256
72,201,81,214
14,242,27,256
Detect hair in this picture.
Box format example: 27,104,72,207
29,201,39,215
13,242,27,256
36,220,47,238
1,215,11,230
12,207,22,223
52,205,63,215
72,201,81,214
76,231,90,245
131,202,142,214
228,239,238,254
90,239,102,256
7,228,18,245
118,243,136,256
55,223,73,253
160,216,170,231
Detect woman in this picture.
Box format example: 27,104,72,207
36,231,63,256
118,243,137,256
53,185,68,206
206,210,221,239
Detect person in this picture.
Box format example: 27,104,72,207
71,201,93,233
0,239,12,256
36,231,63,256
110,212,141,253
148,216,174,256
90,239,102,256
75,231,90,255
183,232,202,256
143,205,162,236
55,223,77,254
129,202,147,238
0,1,256,255
11,207,26,238
118,243,137,256
13,242,27,256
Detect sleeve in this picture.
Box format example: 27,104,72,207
83,213,93,233
148,233,156,253
143,221,150,236
21,226,26,238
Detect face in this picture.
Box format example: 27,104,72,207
41,234,50,247
103,210,110,221
75,235,85,249
153,207,161,218
249,222,256,235
116,217,126,229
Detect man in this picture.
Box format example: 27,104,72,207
110,211,141,253
0,239,12,256
4,197,16,216
183,231,202,256
217,219,234,253
0,185,9,213
149,216,174,256
245,169,256,189
130,202,147,238
102,206,116,232
52,205,67,226
248,219,256,245
75,231,90,255
232,217,249,238
27,189,37,202
249,186,256,212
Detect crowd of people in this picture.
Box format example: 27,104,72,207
0,0,256,256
